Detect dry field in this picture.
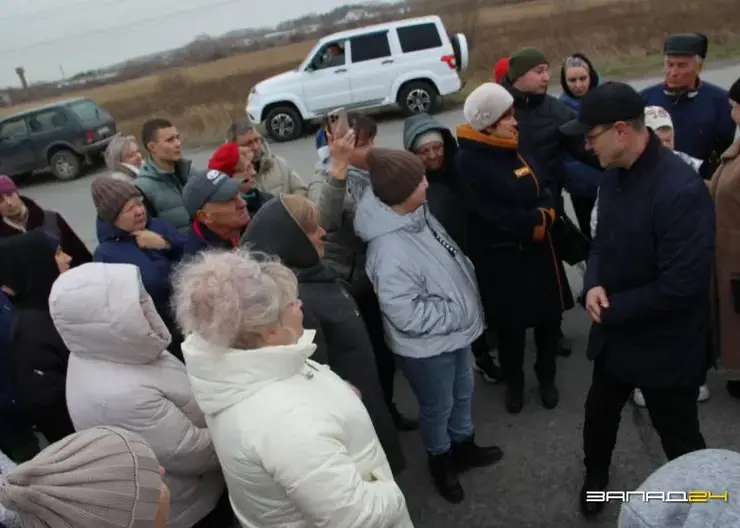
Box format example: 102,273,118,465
2,0,739,145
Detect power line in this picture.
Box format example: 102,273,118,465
0,0,123,22
0,0,243,53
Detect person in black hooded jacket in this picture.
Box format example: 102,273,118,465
0,230,75,443
559,53,604,238
240,193,406,476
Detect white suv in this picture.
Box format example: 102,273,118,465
246,15,469,142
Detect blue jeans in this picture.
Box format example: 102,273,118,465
397,347,475,455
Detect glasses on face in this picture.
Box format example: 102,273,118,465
122,197,144,214
584,126,613,147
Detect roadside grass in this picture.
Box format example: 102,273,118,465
1,0,738,147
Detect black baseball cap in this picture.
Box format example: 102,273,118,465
560,82,645,136
183,169,242,216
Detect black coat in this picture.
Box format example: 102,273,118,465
402,113,470,253
584,133,715,388
241,196,406,475
499,77,600,207
456,125,573,329
0,230,74,440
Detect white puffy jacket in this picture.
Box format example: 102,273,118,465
182,329,414,528
50,263,224,528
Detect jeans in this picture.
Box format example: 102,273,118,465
397,348,475,455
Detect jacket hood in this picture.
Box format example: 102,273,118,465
181,329,318,416
240,195,319,269
402,113,458,183
0,230,60,311
354,189,427,243
618,449,740,527
560,53,601,99
49,262,171,364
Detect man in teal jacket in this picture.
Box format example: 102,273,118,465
136,118,199,232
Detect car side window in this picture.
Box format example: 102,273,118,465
350,32,391,63
397,23,443,53
313,42,346,70
0,118,29,140
27,109,68,133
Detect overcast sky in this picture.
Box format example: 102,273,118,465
0,0,367,87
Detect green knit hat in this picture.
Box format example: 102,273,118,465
508,47,548,81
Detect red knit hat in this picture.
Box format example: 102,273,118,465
493,57,510,83
208,142,240,176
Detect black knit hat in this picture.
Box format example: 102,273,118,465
730,77,740,105
366,148,425,207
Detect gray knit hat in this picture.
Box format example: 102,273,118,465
91,177,142,223
0,426,163,527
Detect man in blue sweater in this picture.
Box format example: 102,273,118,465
641,33,736,180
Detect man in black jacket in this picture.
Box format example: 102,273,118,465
561,82,714,520
500,47,602,355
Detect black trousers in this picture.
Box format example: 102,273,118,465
192,490,234,528
570,195,596,241
583,358,706,474
34,402,75,444
496,319,560,387
354,291,397,410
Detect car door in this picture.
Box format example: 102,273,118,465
301,40,352,115
347,31,398,107
0,117,37,176
27,108,74,157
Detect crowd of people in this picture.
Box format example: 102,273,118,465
0,32,739,527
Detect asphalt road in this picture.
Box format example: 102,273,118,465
20,63,740,527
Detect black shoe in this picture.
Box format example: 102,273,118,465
391,405,419,431
505,384,524,414
474,354,502,384
580,470,609,519
539,383,560,409
727,380,740,400
451,436,504,472
428,451,465,504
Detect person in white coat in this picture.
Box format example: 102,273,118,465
49,262,231,528
172,248,414,528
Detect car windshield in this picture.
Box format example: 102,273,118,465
66,100,102,121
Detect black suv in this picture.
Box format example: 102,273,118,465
0,97,117,181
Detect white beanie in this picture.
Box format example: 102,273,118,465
644,105,674,131
412,131,444,151
464,83,515,131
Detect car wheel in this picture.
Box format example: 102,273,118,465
264,106,304,143
398,81,439,116
49,150,81,181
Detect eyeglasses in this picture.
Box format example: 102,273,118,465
584,126,613,147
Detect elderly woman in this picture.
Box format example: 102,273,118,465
91,176,187,359
241,193,405,475
104,133,143,182
173,249,413,528
51,262,230,528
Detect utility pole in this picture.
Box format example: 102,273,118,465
59,64,66,79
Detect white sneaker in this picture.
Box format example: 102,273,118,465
697,384,710,402
633,389,646,407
